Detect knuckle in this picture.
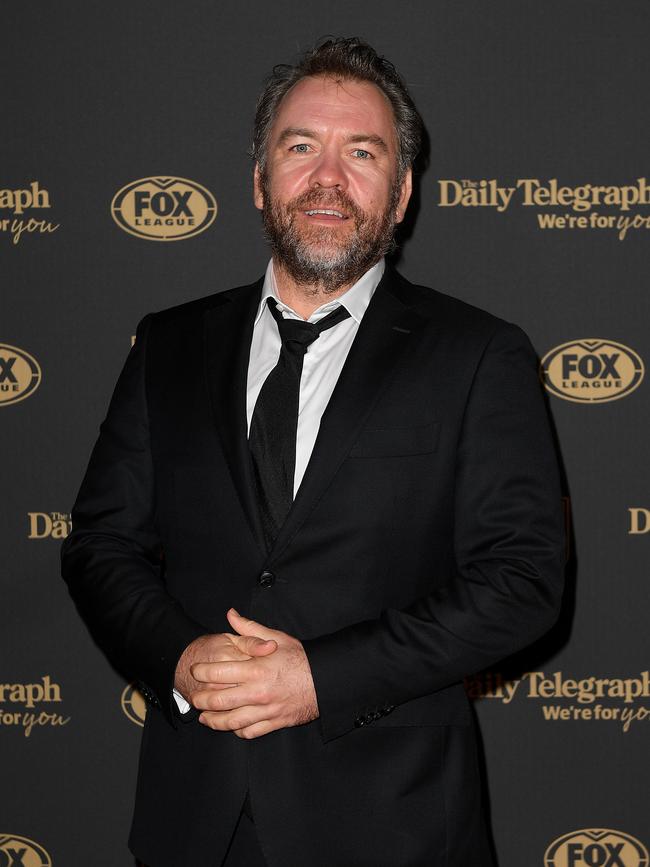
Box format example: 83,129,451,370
194,692,209,710
209,693,224,711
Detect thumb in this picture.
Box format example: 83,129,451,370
227,607,279,643
235,634,278,656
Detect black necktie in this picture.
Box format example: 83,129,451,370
249,296,352,549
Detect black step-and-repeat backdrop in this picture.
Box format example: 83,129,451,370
3,1,648,865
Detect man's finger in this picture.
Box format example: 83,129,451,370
192,686,267,712
233,720,277,739
226,608,280,641
191,681,238,693
198,706,270,731
191,660,253,683
233,634,278,656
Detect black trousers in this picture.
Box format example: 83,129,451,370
221,791,267,867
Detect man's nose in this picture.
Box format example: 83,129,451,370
307,150,348,190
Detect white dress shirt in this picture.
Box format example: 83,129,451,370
173,256,385,713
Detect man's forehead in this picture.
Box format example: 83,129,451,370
270,75,397,146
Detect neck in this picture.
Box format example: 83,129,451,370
271,259,370,320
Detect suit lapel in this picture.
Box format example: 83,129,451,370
268,267,428,562
204,278,268,557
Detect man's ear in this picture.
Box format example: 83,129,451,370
253,163,264,211
395,167,413,224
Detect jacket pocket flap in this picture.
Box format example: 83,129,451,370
349,422,440,458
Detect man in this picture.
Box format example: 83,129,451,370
61,37,564,867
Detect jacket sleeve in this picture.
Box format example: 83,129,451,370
60,313,207,728
301,322,565,743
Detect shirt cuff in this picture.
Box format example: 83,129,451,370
173,687,191,714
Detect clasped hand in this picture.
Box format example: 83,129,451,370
175,608,319,739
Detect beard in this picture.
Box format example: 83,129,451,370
260,175,401,294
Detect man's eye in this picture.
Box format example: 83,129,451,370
290,143,311,153
352,149,372,159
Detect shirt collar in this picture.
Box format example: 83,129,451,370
254,257,386,326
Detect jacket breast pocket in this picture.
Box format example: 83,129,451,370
348,421,440,458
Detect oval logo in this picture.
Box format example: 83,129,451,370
121,683,146,727
111,176,217,241
0,344,42,407
541,339,644,403
545,828,649,867
0,834,52,867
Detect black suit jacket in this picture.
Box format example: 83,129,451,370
61,266,564,867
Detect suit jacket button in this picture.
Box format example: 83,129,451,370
258,571,275,588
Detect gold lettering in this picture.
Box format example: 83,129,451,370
28,512,52,538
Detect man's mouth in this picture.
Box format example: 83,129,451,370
303,208,348,220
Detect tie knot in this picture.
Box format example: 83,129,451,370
266,297,351,357
277,317,320,354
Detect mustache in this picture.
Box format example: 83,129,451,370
285,189,364,221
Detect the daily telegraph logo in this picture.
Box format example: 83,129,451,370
466,670,650,733
111,176,217,241
437,178,650,240
0,345,41,407
27,512,71,539
545,828,648,867
121,683,146,727
541,340,644,404
0,834,52,867
0,181,60,245
628,508,650,535
0,677,70,738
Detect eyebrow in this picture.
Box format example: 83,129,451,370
276,127,389,154
348,133,389,154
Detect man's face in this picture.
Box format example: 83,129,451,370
254,75,412,291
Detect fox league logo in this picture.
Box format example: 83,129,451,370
0,834,52,867
121,683,146,727
541,339,644,403
0,345,41,406
111,176,217,240
545,828,649,867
